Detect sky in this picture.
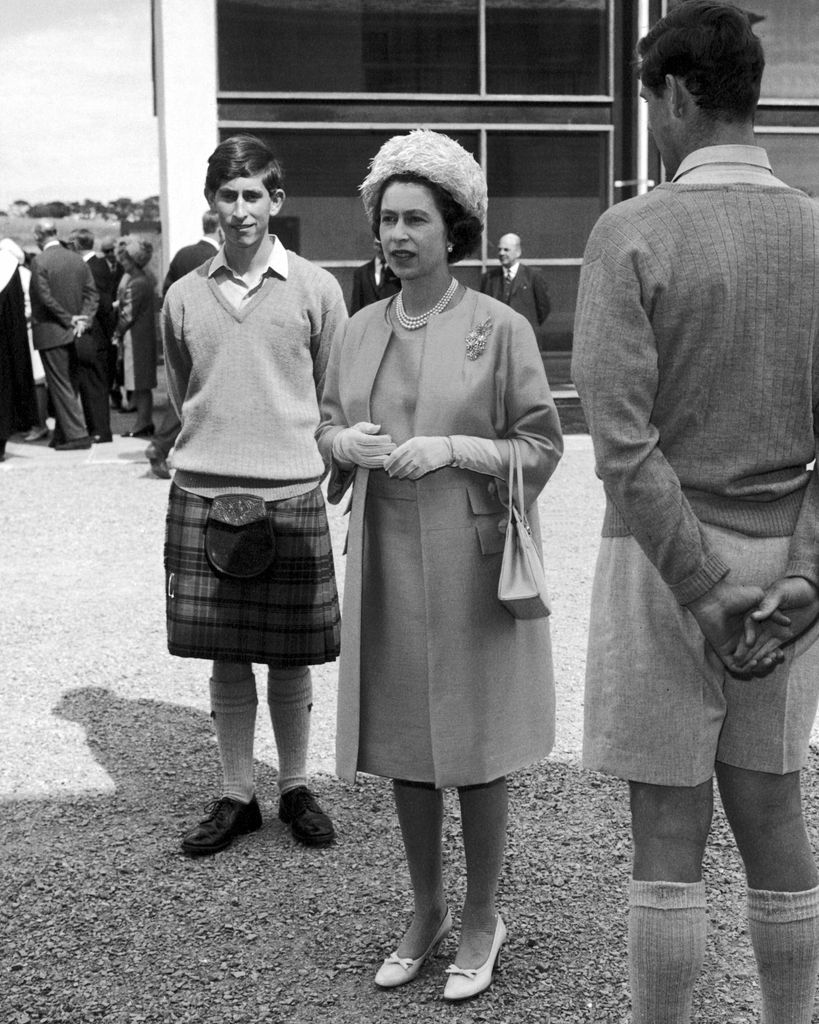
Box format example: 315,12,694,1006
0,0,159,210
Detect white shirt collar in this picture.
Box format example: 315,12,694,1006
82,251,95,262
208,234,289,281
505,261,519,280
200,236,220,250
43,239,61,250
671,145,787,186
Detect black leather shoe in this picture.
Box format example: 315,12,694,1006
278,786,335,846
92,434,113,444
54,436,92,451
122,424,155,438
145,444,171,479
180,795,262,856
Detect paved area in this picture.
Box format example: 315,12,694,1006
4,421,813,803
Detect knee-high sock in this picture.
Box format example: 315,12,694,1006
628,879,707,1024
267,666,312,795
209,672,257,803
747,884,819,1024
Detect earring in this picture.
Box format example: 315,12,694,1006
447,242,453,253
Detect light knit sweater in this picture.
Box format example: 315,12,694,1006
572,182,819,605
161,252,347,498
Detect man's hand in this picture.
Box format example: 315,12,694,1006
72,315,89,338
687,578,768,678
384,437,452,480
733,577,819,674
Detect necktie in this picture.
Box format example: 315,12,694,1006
503,268,513,302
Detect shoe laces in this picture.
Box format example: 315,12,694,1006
283,786,320,815
201,796,237,822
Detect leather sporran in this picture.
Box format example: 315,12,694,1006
497,440,551,620
204,494,275,580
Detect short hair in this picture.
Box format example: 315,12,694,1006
370,173,482,264
637,1,764,122
121,237,153,269
202,210,220,234
204,134,284,197
71,228,95,252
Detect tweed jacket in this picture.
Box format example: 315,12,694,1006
317,288,563,783
30,244,99,351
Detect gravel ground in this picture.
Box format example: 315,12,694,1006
3,411,819,1023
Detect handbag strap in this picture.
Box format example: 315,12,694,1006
505,439,527,523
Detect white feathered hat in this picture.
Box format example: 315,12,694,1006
360,129,487,225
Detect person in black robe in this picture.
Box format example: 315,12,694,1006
0,246,37,460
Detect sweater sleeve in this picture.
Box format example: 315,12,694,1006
160,287,192,419
311,276,348,404
571,225,730,606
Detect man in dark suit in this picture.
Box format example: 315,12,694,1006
70,228,116,442
349,239,400,314
30,221,98,450
147,212,222,479
480,233,550,351
161,210,221,294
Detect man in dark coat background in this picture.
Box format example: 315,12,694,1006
30,220,98,450
349,239,400,314
480,233,550,352
70,228,117,443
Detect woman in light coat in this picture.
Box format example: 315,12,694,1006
317,130,563,1001
114,237,156,437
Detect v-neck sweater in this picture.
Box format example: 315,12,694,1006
161,254,347,497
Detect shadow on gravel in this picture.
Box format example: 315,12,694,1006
3,686,818,1024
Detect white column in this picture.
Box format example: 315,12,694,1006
153,0,218,270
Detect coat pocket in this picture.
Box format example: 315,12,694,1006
467,482,506,555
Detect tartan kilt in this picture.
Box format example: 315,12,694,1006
164,483,341,666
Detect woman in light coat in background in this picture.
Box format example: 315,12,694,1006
114,237,156,437
317,130,563,1001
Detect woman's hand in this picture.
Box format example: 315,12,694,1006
332,422,396,469
384,436,452,480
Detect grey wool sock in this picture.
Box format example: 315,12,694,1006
267,666,312,795
209,672,257,803
628,879,707,1024
747,884,819,1024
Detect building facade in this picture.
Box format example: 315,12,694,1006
154,0,819,386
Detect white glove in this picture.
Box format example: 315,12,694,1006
384,436,453,480
332,421,396,469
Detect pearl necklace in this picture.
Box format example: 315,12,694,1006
394,278,458,331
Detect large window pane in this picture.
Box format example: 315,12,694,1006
227,129,480,260
218,0,479,93
486,132,608,259
757,133,819,197
741,1,819,100
486,0,608,95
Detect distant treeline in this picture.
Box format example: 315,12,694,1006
4,196,161,223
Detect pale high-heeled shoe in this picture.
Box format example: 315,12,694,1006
374,909,453,988
443,914,507,1001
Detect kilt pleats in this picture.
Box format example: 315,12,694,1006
164,483,340,666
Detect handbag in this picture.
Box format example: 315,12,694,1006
497,440,551,620
204,494,275,580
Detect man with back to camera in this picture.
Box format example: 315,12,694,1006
30,220,98,450
572,3,819,1022
162,133,346,856
480,232,550,350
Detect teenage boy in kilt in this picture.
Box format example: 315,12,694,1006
572,3,819,1021
161,133,347,855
